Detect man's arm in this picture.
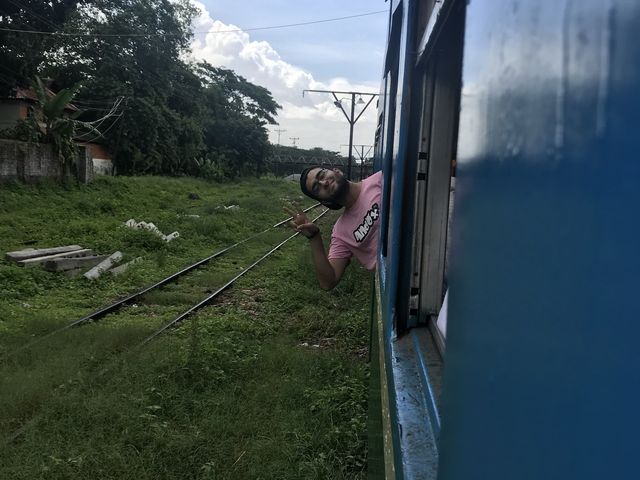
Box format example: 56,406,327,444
307,234,349,290
284,205,349,290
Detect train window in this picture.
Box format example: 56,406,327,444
408,1,465,353
373,112,383,169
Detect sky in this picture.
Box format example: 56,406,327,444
188,0,389,154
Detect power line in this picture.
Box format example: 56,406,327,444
5,0,60,31
195,10,387,35
0,10,387,38
78,112,123,143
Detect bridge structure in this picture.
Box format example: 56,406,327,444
264,154,373,180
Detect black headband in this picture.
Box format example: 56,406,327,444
299,166,314,197
299,166,343,210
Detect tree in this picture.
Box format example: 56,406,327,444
1,0,283,179
33,77,81,172
197,62,281,176
45,0,202,174
0,76,83,178
0,0,81,94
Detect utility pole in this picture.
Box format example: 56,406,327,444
341,144,373,180
303,89,378,180
290,137,300,147
274,128,286,146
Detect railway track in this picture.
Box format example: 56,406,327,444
2,206,331,445
2,204,324,361
136,207,329,348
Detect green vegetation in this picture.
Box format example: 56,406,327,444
271,145,346,163
4,76,82,178
1,0,280,178
0,176,371,479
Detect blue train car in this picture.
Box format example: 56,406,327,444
372,0,640,478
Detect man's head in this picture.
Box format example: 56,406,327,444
299,166,349,210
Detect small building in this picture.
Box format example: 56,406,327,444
0,86,114,175
0,86,78,131
77,141,114,175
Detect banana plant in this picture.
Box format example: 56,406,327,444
32,76,82,175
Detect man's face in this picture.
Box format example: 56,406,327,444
305,167,348,204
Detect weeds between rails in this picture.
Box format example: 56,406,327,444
3,209,330,445
136,208,329,348
2,204,321,362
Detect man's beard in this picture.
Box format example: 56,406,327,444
328,174,349,205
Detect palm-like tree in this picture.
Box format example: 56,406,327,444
32,76,81,175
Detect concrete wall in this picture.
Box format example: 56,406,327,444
76,146,94,184
78,142,113,175
0,139,93,184
92,158,114,175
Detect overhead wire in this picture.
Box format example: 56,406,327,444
0,10,388,37
0,4,369,99
78,96,124,125
0,14,125,146
72,96,127,106
0,4,364,146
4,0,60,31
75,96,125,141
0,57,126,142
0,0,210,97
0,20,134,130
78,112,123,143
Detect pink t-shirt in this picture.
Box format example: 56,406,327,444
328,171,382,271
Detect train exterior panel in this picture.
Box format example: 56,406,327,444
372,0,640,478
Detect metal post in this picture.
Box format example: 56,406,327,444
302,89,379,180
274,128,286,145
341,143,373,180
347,92,355,180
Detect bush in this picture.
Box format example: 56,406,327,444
192,155,227,182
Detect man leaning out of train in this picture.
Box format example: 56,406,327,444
284,166,382,290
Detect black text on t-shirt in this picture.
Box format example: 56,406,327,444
353,203,380,243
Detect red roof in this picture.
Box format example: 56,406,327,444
9,86,78,111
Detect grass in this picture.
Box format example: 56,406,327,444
0,175,371,479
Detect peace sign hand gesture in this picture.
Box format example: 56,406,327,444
283,204,320,239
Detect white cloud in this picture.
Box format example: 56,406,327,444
188,1,378,152
279,102,317,120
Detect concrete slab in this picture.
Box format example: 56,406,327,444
17,249,93,266
43,255,109,272
6,245,83,262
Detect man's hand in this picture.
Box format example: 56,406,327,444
284,203,346,290
283,204,319,239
